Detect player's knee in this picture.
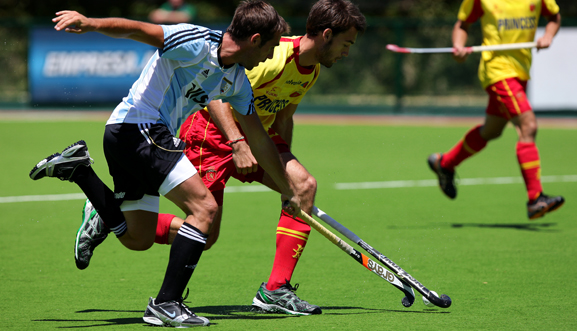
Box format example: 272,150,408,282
523,122,538,139
205,197,219,222
481,128,501,141
185,195,218,223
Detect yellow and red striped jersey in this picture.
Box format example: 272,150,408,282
458,0,559,88
234,36,320,129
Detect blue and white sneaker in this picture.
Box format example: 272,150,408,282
143,296,210,327
252,281,321,315
29,140,92,181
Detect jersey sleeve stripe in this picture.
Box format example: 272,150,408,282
165,27,200,44
164,31,221,53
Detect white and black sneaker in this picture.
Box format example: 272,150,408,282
29,140,93,181
143,296,210,327
75,199,110,270
252,281,322,316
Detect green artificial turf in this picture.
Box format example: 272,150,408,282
0,119,575,330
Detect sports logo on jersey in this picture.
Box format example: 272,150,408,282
220,77,232,94
185,83,209,107
201,69,210,78
266,87,281,98
172,137,182,148
301,81,309,88
285,79,302,86
529,3,536,11
254,94,289,114
497,16,536,31
290,92,302,98
205,166,217,182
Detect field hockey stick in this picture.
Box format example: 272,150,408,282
312,206,452,308
386,41,537,54
295,209,416,307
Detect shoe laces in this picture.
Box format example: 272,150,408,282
64,140,86,151
279,280,299,293
85,213,106,238
176,288,194,316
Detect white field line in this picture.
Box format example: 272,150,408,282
0,186,272,204
334,175,576,190
1,175,575,203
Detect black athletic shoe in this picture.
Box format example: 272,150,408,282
252,281,322,316
428,153,457,199
29,140,92,181
143,296,210,327
74,199,110,270
527,193,565,220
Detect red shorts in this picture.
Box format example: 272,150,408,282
179,110,289,205
485,77,532,119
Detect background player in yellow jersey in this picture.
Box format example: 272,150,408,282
152,0,366,315
428,0,564,219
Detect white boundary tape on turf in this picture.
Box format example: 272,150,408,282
1,175,575,203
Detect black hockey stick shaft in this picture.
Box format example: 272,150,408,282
297,210,416,307
312,206,452,308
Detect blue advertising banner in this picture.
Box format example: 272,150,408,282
29,27,157,104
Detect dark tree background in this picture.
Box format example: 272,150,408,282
0,1,575,105
0,0,576,21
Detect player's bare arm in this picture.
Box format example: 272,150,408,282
235,111,301,215
53,10,164,48
206,100,258,175
536,13,561,50
452,20,472,63
270,103,298,149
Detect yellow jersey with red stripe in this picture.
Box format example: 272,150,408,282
458,0,559,88
233,36,320,129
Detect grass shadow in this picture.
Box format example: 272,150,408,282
386,222,558,232
451,222,558,231
319,306,450,315
195,305,450,320
32,304,449,328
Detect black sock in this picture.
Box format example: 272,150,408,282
156,223,207,303
71,166,127,237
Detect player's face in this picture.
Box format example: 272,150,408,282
318,26,358,68
243,32,281,70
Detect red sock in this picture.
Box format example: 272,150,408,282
516,142,542,201
266,210,311,291
155,213,174,245
441,125,487,170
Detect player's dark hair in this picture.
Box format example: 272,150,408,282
226,0,290,46
306,0,366,37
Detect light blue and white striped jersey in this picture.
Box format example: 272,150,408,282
107,24,255,135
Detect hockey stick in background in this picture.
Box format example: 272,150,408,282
386,41,537,54
295,209,416,307
312,206,452,308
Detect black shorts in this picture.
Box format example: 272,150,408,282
103,123,186,202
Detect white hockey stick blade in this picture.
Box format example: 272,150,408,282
386,42,538,54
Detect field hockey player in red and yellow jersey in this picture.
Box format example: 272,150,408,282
428,0,564,220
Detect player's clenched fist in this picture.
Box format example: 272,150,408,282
281,195,301,217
